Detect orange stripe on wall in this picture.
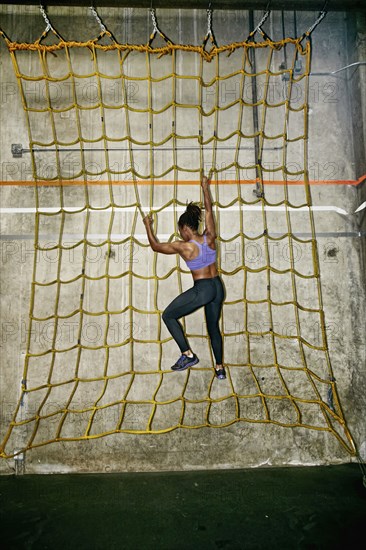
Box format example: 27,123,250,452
0,176,365,186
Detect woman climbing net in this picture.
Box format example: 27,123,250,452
143,174,226,379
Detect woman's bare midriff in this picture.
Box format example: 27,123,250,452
191,263,218,281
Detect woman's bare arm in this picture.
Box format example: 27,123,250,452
201,175,216,239
143,215,191,256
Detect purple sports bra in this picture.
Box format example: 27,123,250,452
185,234,217,271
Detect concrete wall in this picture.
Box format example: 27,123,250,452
0,5,365,473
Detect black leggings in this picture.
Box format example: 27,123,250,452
162,276,225,364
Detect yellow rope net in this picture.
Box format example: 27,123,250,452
0,16,357,458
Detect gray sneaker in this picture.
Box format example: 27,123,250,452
214,367,226,380
171,353,199,371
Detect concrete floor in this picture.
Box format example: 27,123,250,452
0,464,365,549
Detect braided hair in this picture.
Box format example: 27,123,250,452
178,202,202,231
